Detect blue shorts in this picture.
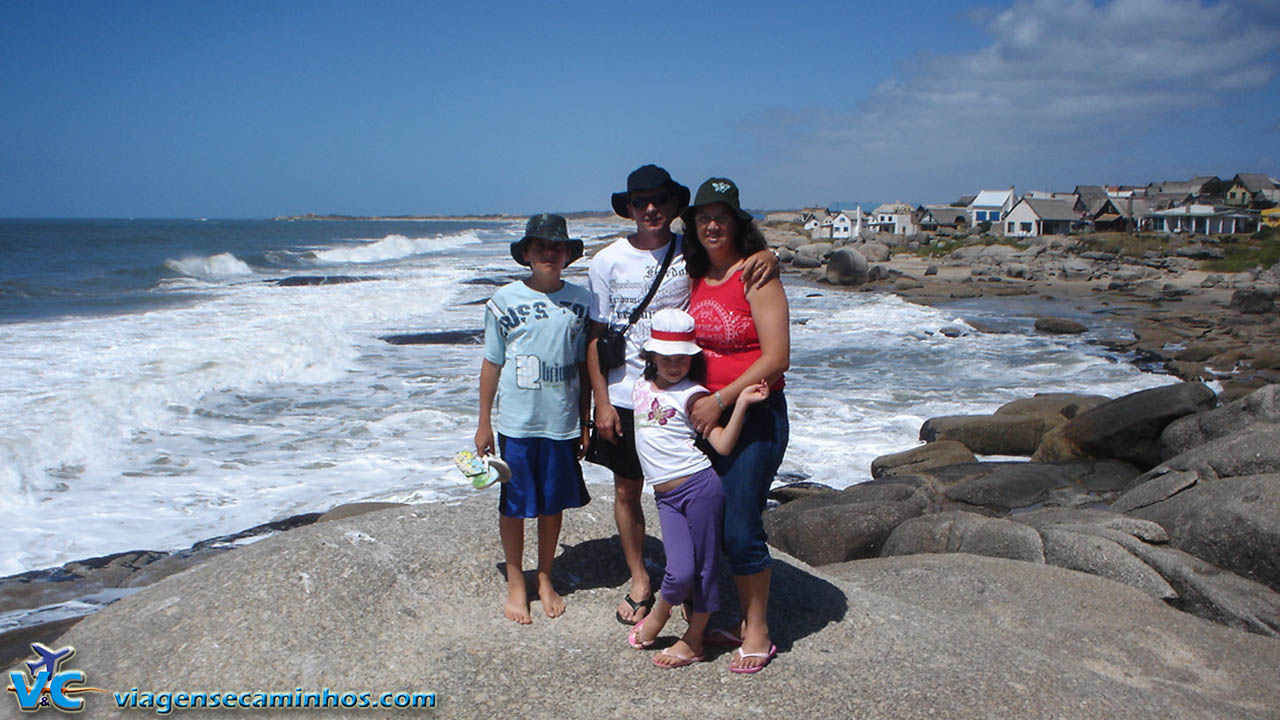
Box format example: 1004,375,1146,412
497,434,591,519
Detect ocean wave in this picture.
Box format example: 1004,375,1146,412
164,253,255,279
312,231,483,264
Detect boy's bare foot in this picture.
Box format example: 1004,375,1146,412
537,575,565,618
504,582,532,625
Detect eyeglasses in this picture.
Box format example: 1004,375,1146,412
694,212,734,226
628,191,672,209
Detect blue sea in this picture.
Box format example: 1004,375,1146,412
0,218,1175,583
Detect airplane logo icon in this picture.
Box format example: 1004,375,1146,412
25,644,74,679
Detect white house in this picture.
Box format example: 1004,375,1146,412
967,189,1017,228
871,203,917,235
1004,198,1081,238
1146,204,1257,234
830,207,865,240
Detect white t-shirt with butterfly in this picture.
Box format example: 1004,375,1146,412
631,378,713,486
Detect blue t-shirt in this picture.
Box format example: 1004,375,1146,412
484,280,591,440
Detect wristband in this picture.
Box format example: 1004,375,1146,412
714,391,726,410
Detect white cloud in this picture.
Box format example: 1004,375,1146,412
744,0,1280,205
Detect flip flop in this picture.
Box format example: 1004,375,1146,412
615,593,654,625
704,627,743,647
729,644,777,674
627,619,654,649
453,450,511,489
653,650,703,669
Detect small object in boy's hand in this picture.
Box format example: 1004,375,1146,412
454,450,512,489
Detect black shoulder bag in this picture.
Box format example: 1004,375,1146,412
597,237,678,371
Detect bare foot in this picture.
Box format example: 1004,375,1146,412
631,612,666,648
504,580,531,625
537,575,565,618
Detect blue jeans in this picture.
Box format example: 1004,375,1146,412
710,392,788,576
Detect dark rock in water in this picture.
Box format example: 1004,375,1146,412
1034,317,1088,334
382,329,484,345
764,482,928,565
1124,474,1280,595
825,247,869,285
275,275,368,287
1031,382,1217,469
462,276,518,286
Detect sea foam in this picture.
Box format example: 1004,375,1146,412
164,252,254,278
312,231,483,264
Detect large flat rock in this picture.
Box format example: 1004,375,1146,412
8,491,1280,719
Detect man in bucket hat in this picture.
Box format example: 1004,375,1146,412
586,165,779,625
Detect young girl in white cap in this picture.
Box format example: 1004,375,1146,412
626,307,769,668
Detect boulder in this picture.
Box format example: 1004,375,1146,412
824,247,869,285
919,414,1048,456
1231,289,1276,314
1031,382,1217,469
1101,529,1280,637
858,242,890,262
824,553,1280,716
1034,317,1088,334
1160,384,1280,459
763,483,928,565
881,511,1045,562
1133,424,1280,488
994,393,1109,428
1038,527,1177,600
870,441,977,479
1125,474,1280,594
906,460,1141,515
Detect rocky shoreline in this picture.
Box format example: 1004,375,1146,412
4,227,1279,717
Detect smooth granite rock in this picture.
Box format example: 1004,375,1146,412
19,496,1280,720
1031,382,1217,469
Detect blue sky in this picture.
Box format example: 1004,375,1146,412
2,0,1278,217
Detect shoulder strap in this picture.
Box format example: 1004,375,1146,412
625,237,678,327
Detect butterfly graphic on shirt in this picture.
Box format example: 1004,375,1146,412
646,398,677,426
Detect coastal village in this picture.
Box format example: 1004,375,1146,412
781,172,1280,240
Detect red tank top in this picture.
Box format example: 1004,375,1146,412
689,270,785,393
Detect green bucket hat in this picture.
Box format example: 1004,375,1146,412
689,177,753,222
510,213,584,266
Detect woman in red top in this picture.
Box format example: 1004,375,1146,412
682,177,790,674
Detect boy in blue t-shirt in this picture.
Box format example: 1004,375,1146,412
475,213,592,624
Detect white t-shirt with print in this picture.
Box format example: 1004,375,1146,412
587,235,689,409
632,378,712,486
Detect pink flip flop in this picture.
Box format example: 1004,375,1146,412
729,644,777,674
653,650,703,669
627,620,654,649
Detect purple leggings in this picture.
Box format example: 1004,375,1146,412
654,466,724,614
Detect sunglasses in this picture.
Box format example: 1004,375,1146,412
628,191,672,209
694,212,734,226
